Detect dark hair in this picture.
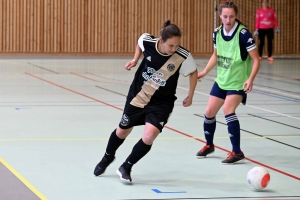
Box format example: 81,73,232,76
219,1,238,15
160,20,182,42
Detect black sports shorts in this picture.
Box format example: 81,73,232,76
119,101,174,132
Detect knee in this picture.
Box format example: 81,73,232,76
222,105,235,116
142,132,158,145
116,127,132,139
205,108,216,118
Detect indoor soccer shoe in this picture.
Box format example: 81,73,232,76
94,156,115,176
116,165,132,183
196,145,215,158
221,151,245,164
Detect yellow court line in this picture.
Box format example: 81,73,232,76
0,156,48,200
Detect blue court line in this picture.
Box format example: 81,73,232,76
15,108,32,110
252,90,300,104
152,189,186,194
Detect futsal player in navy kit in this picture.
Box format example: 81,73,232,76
94,20,198,183
196,2,260,164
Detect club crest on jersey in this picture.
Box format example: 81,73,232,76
167,63,175,72
120,114,130,126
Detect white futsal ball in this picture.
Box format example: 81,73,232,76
247,166,270,190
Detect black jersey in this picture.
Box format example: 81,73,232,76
128,33,197,108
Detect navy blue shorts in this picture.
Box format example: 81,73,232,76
119,101,174,132
210,82,247,105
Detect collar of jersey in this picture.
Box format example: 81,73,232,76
155,40,171,56
222,21,238,36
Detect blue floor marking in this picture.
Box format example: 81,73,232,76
152,189,186,194
15,108,32,110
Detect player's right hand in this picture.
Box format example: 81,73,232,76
254,30,259,36
125,60,137,70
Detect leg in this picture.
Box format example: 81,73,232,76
266,28,274,58
93,127,133,176
105,127,133,159
221,94,245,164
117,123,159,183
125,123,159,164
196,82,225,158
204,95,224,145
258,29,266,57
94,103,143,176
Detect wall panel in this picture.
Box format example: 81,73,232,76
0,0,298,56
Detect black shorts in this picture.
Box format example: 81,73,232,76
119,101,174,132
210,82,247,105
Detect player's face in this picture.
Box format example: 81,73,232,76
262,0,268,8
160,36,181,55
220,8,236,32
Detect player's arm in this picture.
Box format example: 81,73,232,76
125,33,147,70
272,9,279,31
180,53,198,107
248,50,260,79
125,44,142,70
198,48,217,79
198,31,218,81
241,30,260,93
182,69,198,107
255,10,260,31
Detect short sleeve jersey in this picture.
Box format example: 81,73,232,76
128,33,197,108
213,21,256,61
213,21,256,90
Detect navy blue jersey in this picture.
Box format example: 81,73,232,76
213,21,256,61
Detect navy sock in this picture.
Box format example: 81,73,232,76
124,139,152,168
225,113,241,153
104,129,125,160
203,115,216,146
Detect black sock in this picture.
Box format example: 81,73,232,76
123,139,152,169
225,113,241,154
104,129,125,160
203,115,216,146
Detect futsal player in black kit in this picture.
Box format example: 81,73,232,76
94,20,198,183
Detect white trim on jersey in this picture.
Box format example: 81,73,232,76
247,44,256,51
176,47,189,58
138,33,156,52
222,22,238,36
138,34,147,52
180,53,197,77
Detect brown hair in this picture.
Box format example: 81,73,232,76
219,1,238,15
160,20,182,42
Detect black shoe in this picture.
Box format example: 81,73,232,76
196,145,215,158
94,156,115,176
116,164,132,183
221,151,245,164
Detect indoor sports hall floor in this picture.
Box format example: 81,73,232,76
0,56,299,200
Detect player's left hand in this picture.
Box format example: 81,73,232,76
197,71,206,82
243,79,253,94
275,28,279,34
183,96,193,107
